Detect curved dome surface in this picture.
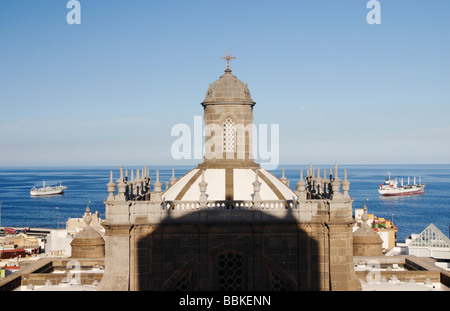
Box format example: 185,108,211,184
162,168,297,202
202,68,254,105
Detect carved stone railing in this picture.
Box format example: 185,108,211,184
160,200,298,211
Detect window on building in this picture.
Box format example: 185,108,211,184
217,251,244,291
409,225,450,248
222,118,236,153
269,269,287,291
171,268,193,291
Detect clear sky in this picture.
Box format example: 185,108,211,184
0,0,449,167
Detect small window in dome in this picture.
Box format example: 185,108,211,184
223,118,236,153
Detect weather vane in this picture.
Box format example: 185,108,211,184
220,50,236,68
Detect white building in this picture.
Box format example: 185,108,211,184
407,224,450,260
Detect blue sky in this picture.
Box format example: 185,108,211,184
0,0,449,167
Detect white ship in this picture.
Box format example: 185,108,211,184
30,181,67,196
378,172,425,196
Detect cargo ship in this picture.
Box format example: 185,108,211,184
30,181,67,196
378,172,425,196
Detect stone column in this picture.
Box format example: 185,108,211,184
327,198,361,291
98,222,132,291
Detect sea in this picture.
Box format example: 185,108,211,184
0,164,449,243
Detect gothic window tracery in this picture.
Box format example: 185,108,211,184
269,268,287,291
217,251,244,291
170,268,193,291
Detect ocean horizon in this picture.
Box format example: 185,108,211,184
0,164,449,243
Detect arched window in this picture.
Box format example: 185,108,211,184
222,118,236,153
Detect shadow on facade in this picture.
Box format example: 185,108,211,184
135,205,321,291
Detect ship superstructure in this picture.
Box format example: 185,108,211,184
378,172,425,196
30,181,67,196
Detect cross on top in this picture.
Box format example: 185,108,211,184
220,50,236,68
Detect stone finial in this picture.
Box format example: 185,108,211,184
316,168,322,194
295,169,306,201
170,168,177,186
119,164,124,181
331,163,342,199
280,168,289,186
341,168,350,198
362,202,369,223
252,169,262,203
323,168,328,184
84,205,92,227
116,164,127,201
152,170,163,202
135,169,142,196
199,170,208,202
107,170,116,201
334,163,340,181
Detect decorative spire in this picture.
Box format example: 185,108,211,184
106,170,116,201
334,163,340,182
252,169,262,203
295,169,306,201
170,168,177,186
116,164,127,201
220,50,236,69
199,170,208,202
331,163,342,199
152,170,163,202
316,167,322,194
341,168,350,198
280,168,289,186
362,202,369,223
83,205,92,227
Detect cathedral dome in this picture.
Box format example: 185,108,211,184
202,68,255,106
162,167,297,202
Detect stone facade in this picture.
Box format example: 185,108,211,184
98,164,361,291
98,62,361,291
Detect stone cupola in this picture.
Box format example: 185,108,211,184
353,203,383,256
200,51,257,168
70,205,105,258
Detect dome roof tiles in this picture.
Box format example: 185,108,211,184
202,69,254,105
